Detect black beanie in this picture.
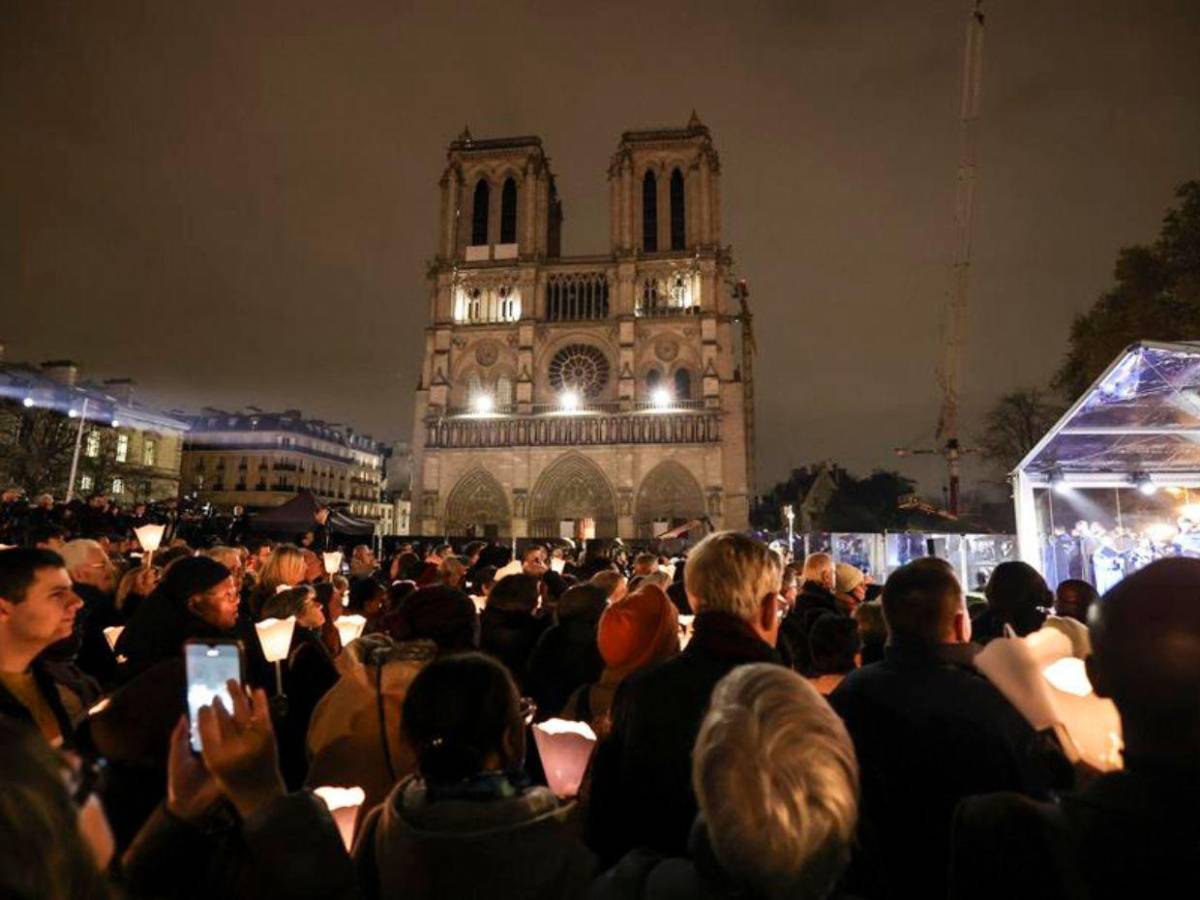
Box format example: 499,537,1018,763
160,556,232,605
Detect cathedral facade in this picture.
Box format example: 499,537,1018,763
410,115,754,540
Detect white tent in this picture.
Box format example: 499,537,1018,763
1013,340,1200,579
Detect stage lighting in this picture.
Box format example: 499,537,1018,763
559,391,580,412
650,386,673,410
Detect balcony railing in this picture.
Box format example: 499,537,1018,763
443,398,706,418
425,408,720,449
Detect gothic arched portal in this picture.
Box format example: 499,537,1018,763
444,467,511,538
528,453,618,539
634,460,707,538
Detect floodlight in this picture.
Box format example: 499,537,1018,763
650,386,673,410
559,391,580,412
22,397,34,408
471,393,495,415
1135,474,1158,496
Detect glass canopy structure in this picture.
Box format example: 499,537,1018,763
1014,341,1200,583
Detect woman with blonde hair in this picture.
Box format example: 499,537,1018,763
248,543,307,616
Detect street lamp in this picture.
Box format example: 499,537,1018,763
782,504,796,559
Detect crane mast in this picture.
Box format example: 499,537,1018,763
935,0,986,516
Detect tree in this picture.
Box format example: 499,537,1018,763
0,400,79,495
976,388,1063,474
1054,181,1200,398
822,469,916,532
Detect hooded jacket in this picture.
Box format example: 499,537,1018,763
354,775,595,900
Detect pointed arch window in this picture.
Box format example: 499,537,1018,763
500,177,518,244
471,179,490,246
496,375,513,409
669,168,686,250
674,368,691,400
646,369,662,392
642,170,658,253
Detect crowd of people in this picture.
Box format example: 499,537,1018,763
1,490,1197,899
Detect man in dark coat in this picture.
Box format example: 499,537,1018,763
525,583,607,718
779,551,843,673
950,558,1200,900
586,531,783,865
0,548,95,746
830,558,1065,900
57,538,121,686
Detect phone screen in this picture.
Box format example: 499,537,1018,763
184,640,243,753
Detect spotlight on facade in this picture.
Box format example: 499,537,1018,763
650,386,673,410
559,391,580,412
22,397,35,408
1135,474,1158,496
471,393,495,415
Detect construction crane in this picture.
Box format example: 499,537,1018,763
733,279,757,499
896,0,985,518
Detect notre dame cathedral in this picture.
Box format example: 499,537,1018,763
410,114,755,540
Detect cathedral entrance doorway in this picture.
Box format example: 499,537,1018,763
444,468,512,538
528,453,618,539
634,460,707,538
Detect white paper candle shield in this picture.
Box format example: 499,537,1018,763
975,627,1123,771
313,786,365,850
334,614,366,647
133,523,165,553
255,616,297,662
532,718,597,798
322,551,343,576
103,625,124,652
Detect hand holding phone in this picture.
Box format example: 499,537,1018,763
184,639,244,754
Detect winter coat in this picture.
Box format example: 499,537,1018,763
354,775,595,900
525,618,604,718
585,611,780,865
305,651,430,835
122,792,357,900
829,640,1069,900
779,581,844,675
0,656,96,747
951,765,1200,900
589,818,857,900
479,607,550,688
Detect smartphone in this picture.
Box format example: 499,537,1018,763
184,638,245,753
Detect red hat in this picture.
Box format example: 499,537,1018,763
597,583,680,677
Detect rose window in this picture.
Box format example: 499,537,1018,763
548,344,610,398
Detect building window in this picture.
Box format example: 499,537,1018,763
115,434,129,462
646,369,662,392
85,431,100,458
471,179,490,245
144,439,156,466
674,368,692,400
500,177,518,244
111,477,124,495
195,474,205,490
79,474,94,492
669,168,686,250
496,374,513,409
642,170,658,253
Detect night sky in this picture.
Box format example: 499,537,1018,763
5,1,1199,497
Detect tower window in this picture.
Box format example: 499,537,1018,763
674,368,692,400
670,169,686,250
500,177,518,244
642,170,658,253
471,179,490,246
646,369,662,391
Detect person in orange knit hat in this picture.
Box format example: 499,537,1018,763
561,583,679,738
